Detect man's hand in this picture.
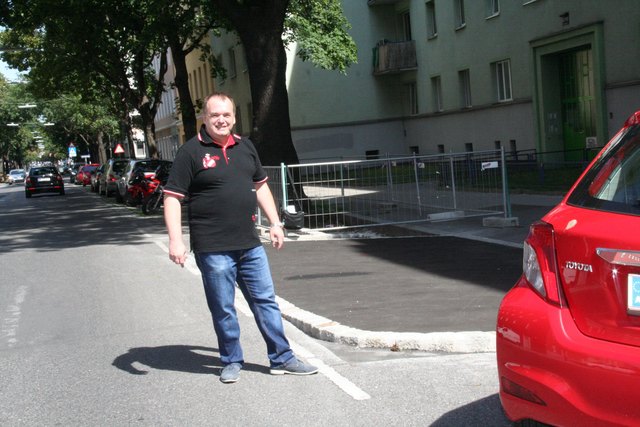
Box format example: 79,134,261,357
269,225,285,250
169,239,188,267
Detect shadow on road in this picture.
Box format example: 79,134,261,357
112,344,269,377
430,394,510,426
0,185,168,254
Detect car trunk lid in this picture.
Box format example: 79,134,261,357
550,207,640,347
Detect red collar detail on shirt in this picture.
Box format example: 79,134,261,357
197,126,239,148
198,129,239,165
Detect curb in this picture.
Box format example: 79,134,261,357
262,227,500,354
276,296,496,354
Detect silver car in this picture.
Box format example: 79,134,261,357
98,158,129,196
8,169,26,184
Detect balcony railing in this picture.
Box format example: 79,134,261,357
372,40,417,75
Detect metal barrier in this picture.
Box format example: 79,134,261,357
261,149,511,231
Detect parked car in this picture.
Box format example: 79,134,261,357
7,169,26,184
69,163,84,184
75,163,100,186
24,166,65,198
496,110,640,426
115,159,172,205
98,158,129,197
90,164,106,192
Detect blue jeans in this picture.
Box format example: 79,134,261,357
194,245,294,367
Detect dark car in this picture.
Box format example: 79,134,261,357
115,159,172,204
98,158,130,197
24,166,65,198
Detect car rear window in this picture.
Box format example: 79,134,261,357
113,161,128,173
138,161,159,172
568,124,640,215
32,167,58,176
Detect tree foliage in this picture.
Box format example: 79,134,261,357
286,0,357,74
2,0,357,166
211,0,357,165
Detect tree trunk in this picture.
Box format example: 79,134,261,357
170,40,198,142
140,103,158,159
96,130,107,163
214,0,300,167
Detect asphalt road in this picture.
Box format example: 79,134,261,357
0,182,511,426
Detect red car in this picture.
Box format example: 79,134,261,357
497,111,640,426
75,163,100,186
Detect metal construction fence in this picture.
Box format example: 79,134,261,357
258,149,511,231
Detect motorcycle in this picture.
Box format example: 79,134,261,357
141,162,172,215
124,168,153,207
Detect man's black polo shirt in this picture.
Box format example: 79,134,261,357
164,125,268,252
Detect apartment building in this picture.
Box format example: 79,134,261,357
207,0,640,163
153,40,217,160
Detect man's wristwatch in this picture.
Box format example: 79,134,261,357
270,222,284,229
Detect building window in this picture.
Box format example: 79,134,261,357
235,106,243,135
216,54,225,84
454,0,466,29
437,144,445,154
410,146,419,154
366,150,380,160
494,140,501,150
465,142,474,152
431,75,443,112
486,0,500,18
407,82,418,115
188,71,194,99
228,48,237,79
510,139,517,156
198,67,204,100
203,62,210,95
426,1,437,38
401,10,412,41
493,59,512,102
458,69,472,108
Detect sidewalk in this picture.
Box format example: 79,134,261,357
265,194,563,353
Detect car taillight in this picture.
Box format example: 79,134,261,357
521,221,561,305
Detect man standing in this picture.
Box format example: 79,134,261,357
163,92,318,383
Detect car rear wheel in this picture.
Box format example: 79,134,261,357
25,192,31,198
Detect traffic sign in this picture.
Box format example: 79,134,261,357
114,144,125,154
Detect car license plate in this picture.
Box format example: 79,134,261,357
628,274,640,314
38,177,51,182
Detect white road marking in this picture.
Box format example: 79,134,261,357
153,235,371,400
290,341,372,401
1,285,28,348
235,287,370,400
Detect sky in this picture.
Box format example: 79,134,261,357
1,59,23,82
